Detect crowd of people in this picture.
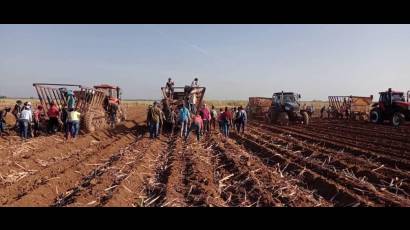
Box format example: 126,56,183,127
146,100,248,142
0,96,82,141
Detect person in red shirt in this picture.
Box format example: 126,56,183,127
47,101,60,134
221,107,232,137
185,114,203,142
200,104,211,134
33,105,44,136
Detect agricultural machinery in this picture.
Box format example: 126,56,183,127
246,97,272,121
160,84,206,126
328,95,373,120
265,91,309,126
370,88,410,127
33,83,126,133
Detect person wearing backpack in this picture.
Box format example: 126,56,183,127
236,106,247,134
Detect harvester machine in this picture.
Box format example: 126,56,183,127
161,85,206,125
328,95,373,120
33,83,125,133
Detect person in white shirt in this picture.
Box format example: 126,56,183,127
189,93,197,114
19,106,32,140
191,77,199,87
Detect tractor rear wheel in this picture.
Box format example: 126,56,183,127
83,112,95,133
277,112,289,126
302,111,309,125
370,109,383,124
391,112,404,127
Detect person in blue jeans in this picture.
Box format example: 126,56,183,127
18,106,32,140
179,104,190,138
0,107,11,137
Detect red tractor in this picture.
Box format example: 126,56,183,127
370,88,410,127
94,84,127,125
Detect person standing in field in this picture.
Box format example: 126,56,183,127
108,102,119,128
320,106,325,119
47,101,60,134
0,107,11,137
210,105,217,131
12,100,23,130
222,107,232,137
169,106,177,134
147,102,161,139
218,108,224,132
185,113,203,142
179,103,190,138
200,104,210,134
19,105,32,140
232,107,239,132
33,105,44,137
236,106,247,134
68,108,81,140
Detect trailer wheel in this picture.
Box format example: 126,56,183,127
302,112,309,125
83,112,95,133
391,112,404,127
370,109,382,124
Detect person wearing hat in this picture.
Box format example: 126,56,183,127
0,107,11,137
18,105,32,140
47,101,60,134
12,100,23,129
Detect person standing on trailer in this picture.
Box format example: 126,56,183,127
165,78,175,99
19,105,32,140
191,77,199,87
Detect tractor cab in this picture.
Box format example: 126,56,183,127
267,91,308,125
272,92,301,112
94,84,122,105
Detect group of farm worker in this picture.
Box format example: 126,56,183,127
0,91,81,141
320,98,351,119
146,100,248,142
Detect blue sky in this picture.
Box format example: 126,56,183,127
1,24,410,100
